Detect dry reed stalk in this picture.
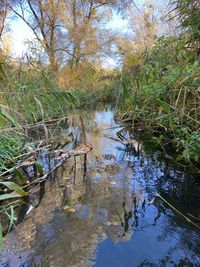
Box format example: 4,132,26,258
156,193,200,230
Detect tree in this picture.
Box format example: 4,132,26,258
9,0,130,71
9,0,66,71
129,1,159,50
0,1,10,51
0,2,8,39
61,0,116,68
115,0,178,69
114,1,160,69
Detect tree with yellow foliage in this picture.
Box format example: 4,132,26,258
9,0,130,71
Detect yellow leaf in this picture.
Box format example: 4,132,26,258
63,206,76,212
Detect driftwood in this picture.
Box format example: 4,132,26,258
0,144,92,200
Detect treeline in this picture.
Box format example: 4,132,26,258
1,0,130,71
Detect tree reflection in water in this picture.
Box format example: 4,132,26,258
0,110,199,267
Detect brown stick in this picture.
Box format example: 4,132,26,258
0,115,80,133
79,116,87,145
0,145,52,178
156,193,200,230
25,146,92,190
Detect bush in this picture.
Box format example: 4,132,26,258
118,36,200,164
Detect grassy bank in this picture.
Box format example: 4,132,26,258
0,57,117,168
117,36,200,166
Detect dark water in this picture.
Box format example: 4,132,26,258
0,110,200,267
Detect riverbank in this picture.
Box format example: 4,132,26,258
116,36,200,167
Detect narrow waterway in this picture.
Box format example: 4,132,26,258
0,110,200,267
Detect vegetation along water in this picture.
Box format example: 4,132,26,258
0,0,199,266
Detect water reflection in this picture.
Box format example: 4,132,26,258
0,110,200,267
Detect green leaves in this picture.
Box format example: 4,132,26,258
155,99,170,113
0,132,26,173
0,106,21,129
171,0,200,45
0,182,28,200
14,169,27,186
117,33,200,165
0,193,22,201
34,162,44,176
0,205,18,243
3,205,16,233
155,99,174,130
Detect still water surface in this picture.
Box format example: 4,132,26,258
0,110,200,267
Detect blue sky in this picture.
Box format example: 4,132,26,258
9,18,34,57
9,12,129,58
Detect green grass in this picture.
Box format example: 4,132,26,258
0,132,26,173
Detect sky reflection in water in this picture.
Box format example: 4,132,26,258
0,110,200,267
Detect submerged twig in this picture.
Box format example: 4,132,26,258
24,153,71,189
23,144,92,190
0,115,80,133
187,213,200,222
80,116,86,145
156,193,200,230
104,134,124,144
14,144,51,161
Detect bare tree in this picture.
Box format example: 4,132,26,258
9,0,130,70
9,0,66,71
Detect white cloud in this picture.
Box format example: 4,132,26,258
108,12,128,32
9,18,34,57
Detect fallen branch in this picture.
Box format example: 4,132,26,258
0,114,80,133
104,134,125,144
24,144,92,190
0,144,52,178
